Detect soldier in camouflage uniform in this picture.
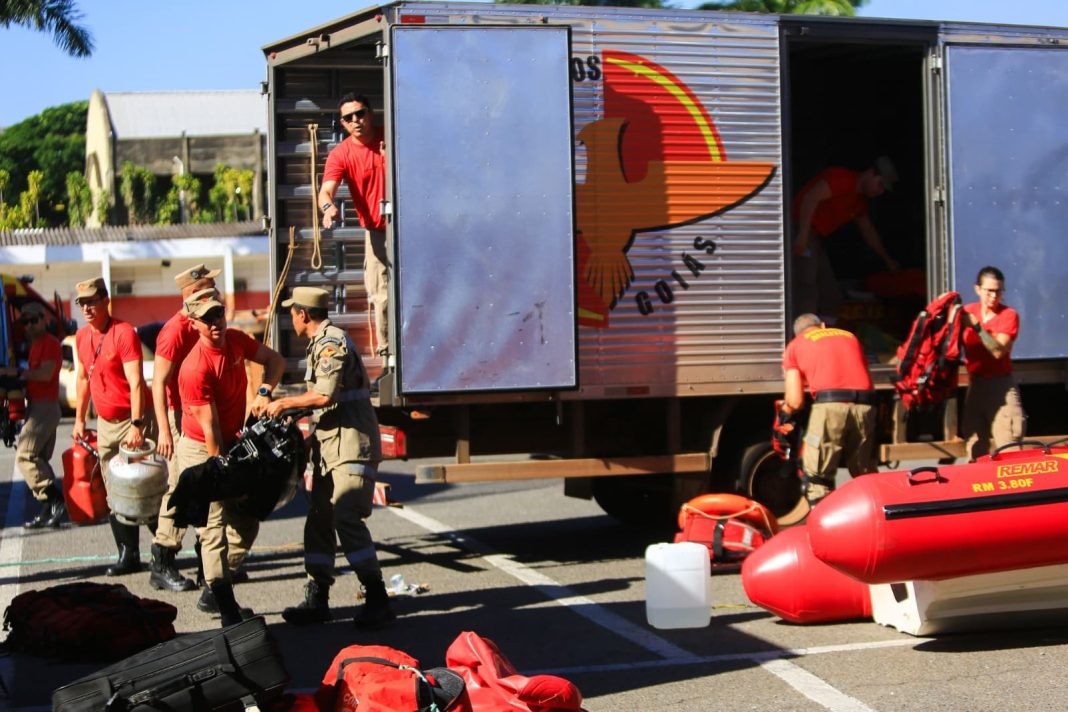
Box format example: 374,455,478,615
267,286,393,628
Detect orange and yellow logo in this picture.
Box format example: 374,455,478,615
576,50,775,328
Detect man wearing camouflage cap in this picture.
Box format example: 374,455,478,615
1,302,65,528
178,289,285,626
71,276,156,576
267,286,393,628
147,264,221,593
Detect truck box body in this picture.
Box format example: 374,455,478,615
263,4,1068,522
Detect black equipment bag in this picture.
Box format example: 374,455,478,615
52,616,288,712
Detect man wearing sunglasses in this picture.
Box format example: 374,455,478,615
792,156,900,323
147,264,222,595
71,277,156,576
318,93,391,384
177,289,285,626
266,286,392,629
1,302,65,528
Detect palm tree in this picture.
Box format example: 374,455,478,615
0,0,93,57
698,0,866,15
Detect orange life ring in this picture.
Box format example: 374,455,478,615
679,493,779,536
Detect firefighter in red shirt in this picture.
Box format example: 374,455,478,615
71,277,155,576
792,157,899,322
780,313,878,506
961,265,1025,460
176,289,285,626
318,93,390,383
2,302,65,528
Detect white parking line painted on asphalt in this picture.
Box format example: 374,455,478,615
388,505,918,711
760,658,877,712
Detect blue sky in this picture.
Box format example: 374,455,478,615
2,1,1068,128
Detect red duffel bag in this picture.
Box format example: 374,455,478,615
316,644,468,712
444,632,584,712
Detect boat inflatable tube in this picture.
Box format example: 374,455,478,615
808,446,1068,584
741,525,872,624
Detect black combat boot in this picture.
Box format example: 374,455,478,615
105,516,143,576
150,543,197,592
353,574,396,629
24,483,66,529
197,584,219,613
282,580,331,625
208,580,254,628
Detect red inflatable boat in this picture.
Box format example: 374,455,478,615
741,525,872,624
808,444,1068,584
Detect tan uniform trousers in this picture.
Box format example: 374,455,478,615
962,373,1025,461
365,229,390,357
176,435,258,584
303,459,381,586
801,402,878,481
792,236,843,322
17,400,61,500
153,409,191,549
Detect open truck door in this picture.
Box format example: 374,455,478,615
388,25,577,395
940,33,1068,361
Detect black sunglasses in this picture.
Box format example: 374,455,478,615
19,316,40,326
341,108,368,123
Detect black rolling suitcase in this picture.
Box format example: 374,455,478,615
52,616,288,711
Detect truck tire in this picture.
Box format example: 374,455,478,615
591,475,673,528
740,441,808,526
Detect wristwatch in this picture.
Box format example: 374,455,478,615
130,418,144,429
321,201,334,213
257,385,273,398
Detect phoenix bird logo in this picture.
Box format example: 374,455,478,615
576,50,776,327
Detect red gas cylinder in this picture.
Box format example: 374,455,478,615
6,389,25,421
741,525,872,624
62,431,109,525
808,446,1068,584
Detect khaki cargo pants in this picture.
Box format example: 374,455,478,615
153,409,193,550
366,229,390,357
17,400,61,500
801,402,878,483
962,373,1025,461
302,458,381,587
176,435,257,584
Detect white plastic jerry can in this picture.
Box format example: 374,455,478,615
645,541,712,629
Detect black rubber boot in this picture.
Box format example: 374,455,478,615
24,483,66,529
106,516,143,576
353,575,395,629
282,580,331,626
194,538,205,587
150,543,197,592
208,580,253,628
197,584,219,614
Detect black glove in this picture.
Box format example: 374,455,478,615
771,399,797,460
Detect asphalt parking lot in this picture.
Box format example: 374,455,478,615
5,419,1068,711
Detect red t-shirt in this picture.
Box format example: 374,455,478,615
793,167,868,237
27,333,61,403
178,330,260,445
962,302,1018,378
76,319,142,420
155,309,201,411
783,327,873,395
322,131,386,230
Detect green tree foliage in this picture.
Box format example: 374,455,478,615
0,0,94,57
207,164,253,223
118,161,157,225
0,168,8,204
697,0,866,14
65,170,91,226
94,188,110,226
156,172,203,225
0,101,87,226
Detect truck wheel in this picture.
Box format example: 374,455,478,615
740,441,808,526
591,475,673,529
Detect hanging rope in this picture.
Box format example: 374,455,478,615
307,123,323,270
263,225,297,346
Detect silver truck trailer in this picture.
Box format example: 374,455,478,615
262,3,1068,524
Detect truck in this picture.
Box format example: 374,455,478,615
261,3,1068,525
